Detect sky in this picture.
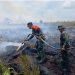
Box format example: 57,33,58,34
0,0,75,23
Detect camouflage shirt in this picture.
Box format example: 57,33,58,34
60,31,70,48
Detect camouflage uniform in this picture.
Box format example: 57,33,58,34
60,31,70,74
27,25,46,63
60,32,70,49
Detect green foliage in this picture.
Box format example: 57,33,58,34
0,54,40,75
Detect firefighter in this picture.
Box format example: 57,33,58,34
58,25,70,75
26,22,46,64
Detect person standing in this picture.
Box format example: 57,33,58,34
58,25,70,75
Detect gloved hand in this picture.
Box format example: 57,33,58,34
25,39,29,41
61,47,65,51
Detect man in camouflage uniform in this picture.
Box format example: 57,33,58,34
58,25,70,75
26,22,46,64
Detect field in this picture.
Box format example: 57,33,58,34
0,22,75,75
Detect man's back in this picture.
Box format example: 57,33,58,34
31,25,43,36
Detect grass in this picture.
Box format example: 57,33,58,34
0,54,40,75
56,21,75,27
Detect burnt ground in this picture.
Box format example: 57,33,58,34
38,37,75,75
0,35,75,75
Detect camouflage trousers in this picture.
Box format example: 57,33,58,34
35,40,46,62
61,50,70,75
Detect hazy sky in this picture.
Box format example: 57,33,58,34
0,0,75,23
